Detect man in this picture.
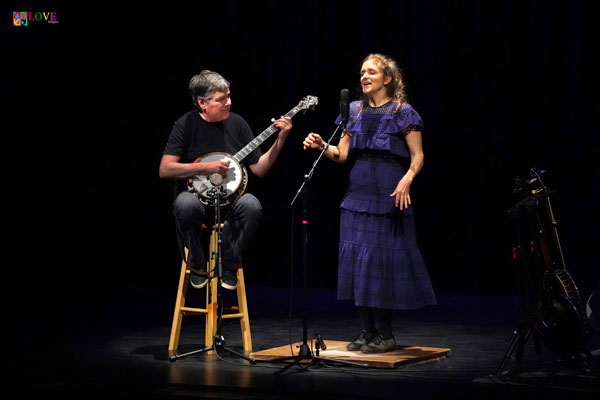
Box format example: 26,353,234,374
159,70,292,290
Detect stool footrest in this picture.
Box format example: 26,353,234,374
180,307,208,314
221,313,244,319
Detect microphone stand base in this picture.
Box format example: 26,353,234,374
270,344,369,376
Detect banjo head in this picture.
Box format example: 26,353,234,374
189,152,248,206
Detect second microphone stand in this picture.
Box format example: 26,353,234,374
170,185,255,364
271,120,368,375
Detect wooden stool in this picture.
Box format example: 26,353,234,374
168,225,252,353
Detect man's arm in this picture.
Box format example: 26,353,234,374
248,116,292,178
159,154,230,179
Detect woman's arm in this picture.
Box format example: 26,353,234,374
390,130,424,209
302,131,351,164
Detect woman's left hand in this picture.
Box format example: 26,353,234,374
390,176,413,210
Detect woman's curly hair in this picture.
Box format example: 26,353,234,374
360,53,407,113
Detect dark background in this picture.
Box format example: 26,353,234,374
3,1,599,318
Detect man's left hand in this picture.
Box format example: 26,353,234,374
273,116,292,138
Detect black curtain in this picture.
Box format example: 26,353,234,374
3,1,599,313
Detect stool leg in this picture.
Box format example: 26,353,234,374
236,268,252,352
169,251,190,351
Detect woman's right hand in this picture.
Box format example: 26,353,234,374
303,132,323,150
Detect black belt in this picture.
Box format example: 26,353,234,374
355,153,401,163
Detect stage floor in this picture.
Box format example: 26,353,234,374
10,284,600,399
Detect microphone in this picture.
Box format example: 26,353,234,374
315,333,327,351
340,88,350,125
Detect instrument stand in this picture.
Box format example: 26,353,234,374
271,122,368,376
170,185,255,365
495,311,544,375
495,314,599,376
495,168,598,375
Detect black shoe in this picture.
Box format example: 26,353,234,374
190,270,208,289
221,268,238,290
346,330,378,351
360,334,396,354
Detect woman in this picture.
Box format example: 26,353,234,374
303,54,436,353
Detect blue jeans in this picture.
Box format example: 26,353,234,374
173,191,262,273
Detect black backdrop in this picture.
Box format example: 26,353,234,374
3,1,599,313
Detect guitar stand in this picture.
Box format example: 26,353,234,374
495,168,599,376
495,314,544,375
170,185,255,364
495,317,600,377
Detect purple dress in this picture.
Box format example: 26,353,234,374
336,100,436,310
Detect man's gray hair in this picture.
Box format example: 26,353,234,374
189,70,230,111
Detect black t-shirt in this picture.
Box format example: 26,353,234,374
163,110,262,164
163,111,262,194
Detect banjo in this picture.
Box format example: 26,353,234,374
188,95,318,206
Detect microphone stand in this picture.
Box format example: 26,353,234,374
271,120,368,375
170,184,256,364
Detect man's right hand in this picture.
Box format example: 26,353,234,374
203,160,230,178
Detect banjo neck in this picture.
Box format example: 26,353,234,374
189,95,317,206
232,105,304,163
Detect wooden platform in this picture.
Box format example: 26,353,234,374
251,340,451,369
